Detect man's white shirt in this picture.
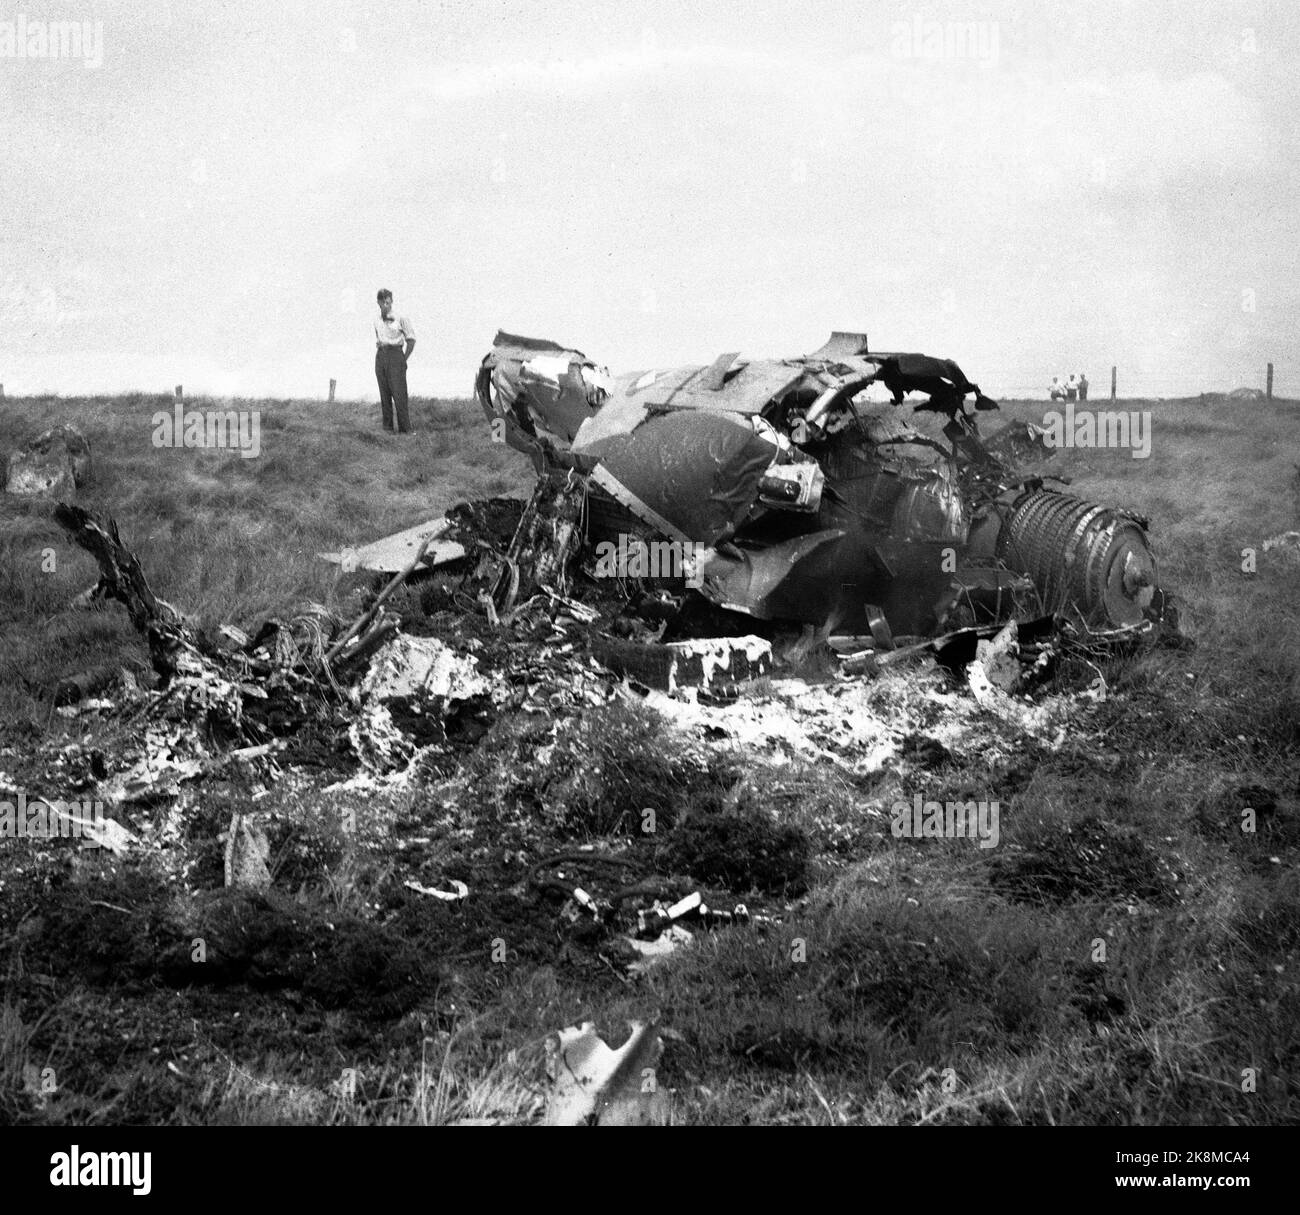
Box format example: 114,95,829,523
375,314,415,346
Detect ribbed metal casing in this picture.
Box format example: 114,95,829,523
996,489,1157,626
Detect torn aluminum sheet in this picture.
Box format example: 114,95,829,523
404,878,469,901
350,635,499,774
625,924,694,974
543,1020,669,1126
475,330,613,471
97,725,206,807
361,635,492,703
318,517,466,574
59,810,138,855
966,620,1022,698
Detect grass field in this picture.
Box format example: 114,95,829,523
0,394,532,730
1,391,1297,1125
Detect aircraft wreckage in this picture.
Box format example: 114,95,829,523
322,329,1170,691
38,329,1178,829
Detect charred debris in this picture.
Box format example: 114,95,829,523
29,331,1184,953
48,329,1183,763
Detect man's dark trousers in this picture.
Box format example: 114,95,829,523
375,345,412,433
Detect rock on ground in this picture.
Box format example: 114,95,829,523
5,423,92,498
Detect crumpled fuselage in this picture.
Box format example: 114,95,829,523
476,329,1160,637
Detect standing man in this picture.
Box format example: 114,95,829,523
1078,371,1089,401
374,288,416,434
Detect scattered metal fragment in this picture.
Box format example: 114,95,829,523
59,809,138,855
223,812,271,888
404,878,469,901
636,893,756,937
318,517,466,574
569,886,601,919
360,635,491,703
625,925,694,974
591,634,772,694
967,620,1022,699
543,1020,669,1126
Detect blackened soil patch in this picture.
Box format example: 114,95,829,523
660,809,810,896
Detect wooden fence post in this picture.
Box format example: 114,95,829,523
1110,366,1116,403
1266,363,1274,401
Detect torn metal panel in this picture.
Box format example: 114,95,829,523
569,387,655,451
613,359,811,415
700,349,743,390
476,329,611,469
351,634,499,772
544,1021,668,1126
318,517,466,574
867,352,996,413
804,330,871,362
967,619,1022,698
578,411,780,546
568,360,815,451
698,531,853,621
591,634,772,694
360,634,491,703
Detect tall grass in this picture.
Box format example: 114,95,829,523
0,393,531,728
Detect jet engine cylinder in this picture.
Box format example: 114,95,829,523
997,489,1158,627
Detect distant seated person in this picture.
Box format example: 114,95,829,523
1066,373,1079,402
1078,371,1089,401
1049,376,1066,401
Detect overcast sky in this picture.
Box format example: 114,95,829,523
2,0,1296,399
